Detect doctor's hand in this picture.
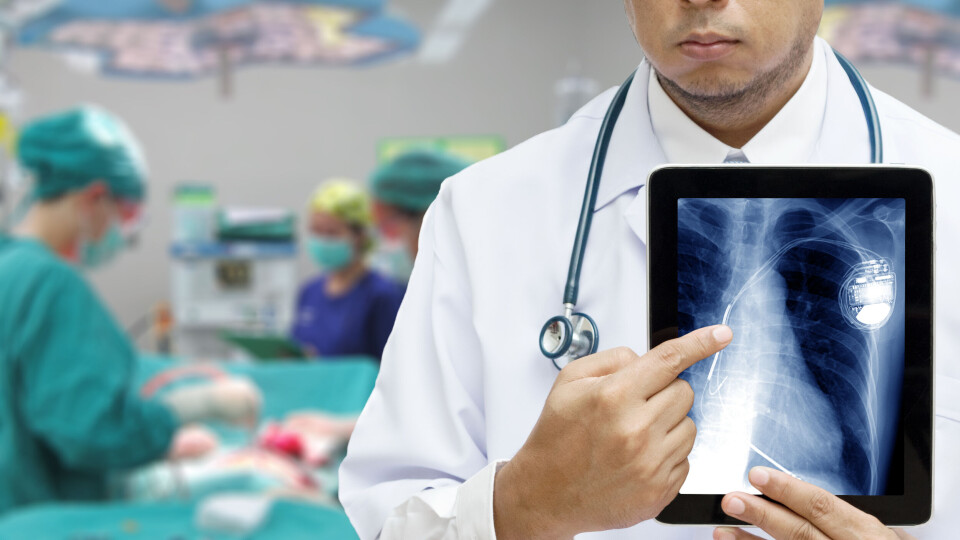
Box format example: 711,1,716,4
493,325,733,540
714,467,917,540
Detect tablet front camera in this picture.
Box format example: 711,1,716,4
840,259,896,331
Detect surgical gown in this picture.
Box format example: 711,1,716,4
0,236,177,514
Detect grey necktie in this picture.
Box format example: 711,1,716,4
723,149,750,164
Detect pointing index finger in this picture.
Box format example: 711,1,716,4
628,325,732,399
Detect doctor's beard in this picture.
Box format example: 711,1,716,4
653,30,815,129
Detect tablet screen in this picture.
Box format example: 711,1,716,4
676,197,905,496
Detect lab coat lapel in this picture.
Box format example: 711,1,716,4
593,61,667,248
812,41,873,164
624,188,652,247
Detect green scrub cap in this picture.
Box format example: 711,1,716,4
309,179,373,227
17,106,148,201
370,150,470,213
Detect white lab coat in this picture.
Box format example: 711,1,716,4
341,41,960,539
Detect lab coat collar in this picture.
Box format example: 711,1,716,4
593,59,667,212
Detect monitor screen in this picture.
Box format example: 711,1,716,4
676,197,905,496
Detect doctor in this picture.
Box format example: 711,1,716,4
340,0,960,538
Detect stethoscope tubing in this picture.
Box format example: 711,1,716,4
834,51,884,164
563,71,637,307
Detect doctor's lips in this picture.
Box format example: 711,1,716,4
678,32,740,61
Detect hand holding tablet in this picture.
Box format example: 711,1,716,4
715,467,917,540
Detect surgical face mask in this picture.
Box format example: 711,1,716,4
308,236,354,271
371,239,414,283
79,222,125,269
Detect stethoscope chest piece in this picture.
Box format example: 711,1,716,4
540,312,600,370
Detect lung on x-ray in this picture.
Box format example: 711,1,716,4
676,198,905,496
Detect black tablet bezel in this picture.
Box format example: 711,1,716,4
646,166,934,526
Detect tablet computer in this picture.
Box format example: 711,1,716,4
646,166,934,526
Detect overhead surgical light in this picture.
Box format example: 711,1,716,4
840,259,896,330
419,0,494,64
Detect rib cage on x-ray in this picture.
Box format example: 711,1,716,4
677,198,905,496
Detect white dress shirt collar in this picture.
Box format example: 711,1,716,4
648,39,828,164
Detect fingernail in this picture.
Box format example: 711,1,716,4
713,325,733,343
715,529,737,540
723,496,745,516
749,467,771,487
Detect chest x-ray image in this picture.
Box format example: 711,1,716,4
677,198,905,496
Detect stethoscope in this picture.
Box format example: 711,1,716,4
539,50,885,370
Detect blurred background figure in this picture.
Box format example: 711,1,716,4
368,149,469,283
0,106,261,514
292,180,404,361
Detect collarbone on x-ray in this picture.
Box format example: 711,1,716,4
676,197,905,496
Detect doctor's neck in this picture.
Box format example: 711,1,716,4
655,40,815,149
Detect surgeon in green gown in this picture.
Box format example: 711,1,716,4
0,107,262,514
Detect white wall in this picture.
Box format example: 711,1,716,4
8,1,960,329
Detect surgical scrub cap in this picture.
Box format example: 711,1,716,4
370,150,470,213
309,179,373,227
17,106,148,201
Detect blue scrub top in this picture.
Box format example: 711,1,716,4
292,271,405,362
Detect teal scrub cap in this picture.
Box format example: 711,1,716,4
370,150,469,213
17,106,148,201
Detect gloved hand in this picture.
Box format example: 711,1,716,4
168,424,220,460
163,377,263,428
